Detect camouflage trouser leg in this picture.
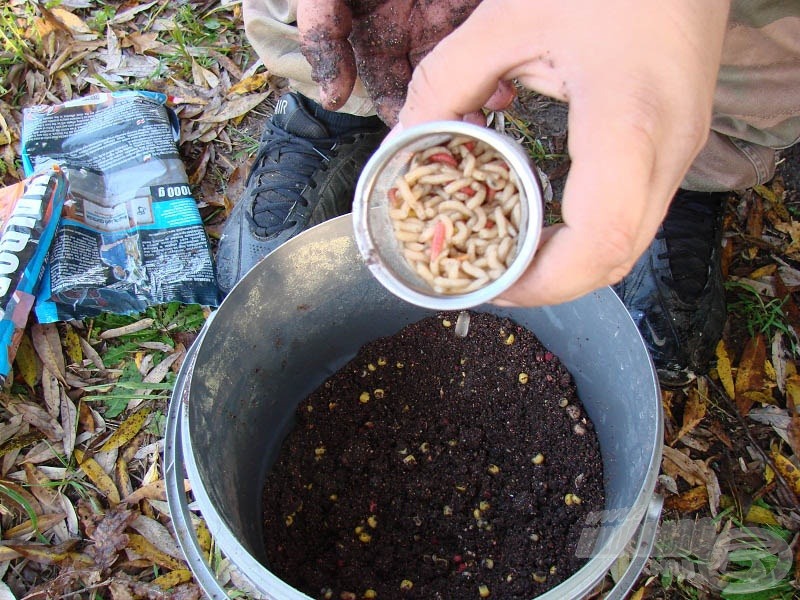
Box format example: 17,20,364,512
683,0,800,192
240,0,377,117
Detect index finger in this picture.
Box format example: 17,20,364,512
297,1,357,110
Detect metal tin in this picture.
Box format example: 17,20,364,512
352,121,544,310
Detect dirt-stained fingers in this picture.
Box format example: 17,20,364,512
297,0,357,110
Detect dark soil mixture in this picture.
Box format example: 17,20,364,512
261,311,605,600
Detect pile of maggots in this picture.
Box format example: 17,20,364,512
388,136,523,295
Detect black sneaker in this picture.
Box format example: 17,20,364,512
613,190,728,387
215,92,388,294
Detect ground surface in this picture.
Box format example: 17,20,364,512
0,3,799,599
262,311,604,600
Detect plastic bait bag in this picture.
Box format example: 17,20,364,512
21,91,219,322
0,167,66,382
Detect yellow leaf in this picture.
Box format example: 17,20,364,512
786,375,800,411
749,264,777,280
195,517,212,556
715,340,735,399
769,450,800,498
127,534,186,571
745,504,779,526
14,332,41,388
0,430,46,458
765,359,777,382
227,72,270,96
63,324,83,366
153,569,193,590
74,449,121,505
765,463,775,484
741,390,777,406
753,183,779,204
116,458,134,498
628,587,646,600
99,406,150,453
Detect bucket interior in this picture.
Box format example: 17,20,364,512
185,215,662,597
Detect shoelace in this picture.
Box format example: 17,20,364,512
656,193,722,301
246,126,349,236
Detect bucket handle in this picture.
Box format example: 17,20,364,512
164,368,237,599
603,494,664,600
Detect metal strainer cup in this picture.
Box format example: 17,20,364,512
352,120,544,310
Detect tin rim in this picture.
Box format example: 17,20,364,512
352,121,544,310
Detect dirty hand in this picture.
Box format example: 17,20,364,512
397,0,731,306
296,0,516,125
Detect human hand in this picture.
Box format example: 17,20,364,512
296,0,516,125
397,0,731,306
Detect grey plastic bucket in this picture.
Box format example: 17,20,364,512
165,215,664,600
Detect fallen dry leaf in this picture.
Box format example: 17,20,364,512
0,430,46,460
74,449,121,505
785,374,800,457
31,323,66,383
769,448,800,500
126,534,186,571
227,72,270,96
42,371,61,418
130,514,184,560
124,30,162,54
98,318,156,340
100,406,151,453
196,91,271,123
662,445,721,515
152,568,194,590
79,336,107,374
84,505,137,571
735,334,767,415
24,463,60,512
116,457,134,499
715,339,735,399
673,383,708,443
14,332,42,388
123,479,184,505
60,388,78,459
2,539,86,566
63,324,83,366
744,503,780,526
664,485,708,513
5,512,66,539
16,401,64,441
46,7,94,36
